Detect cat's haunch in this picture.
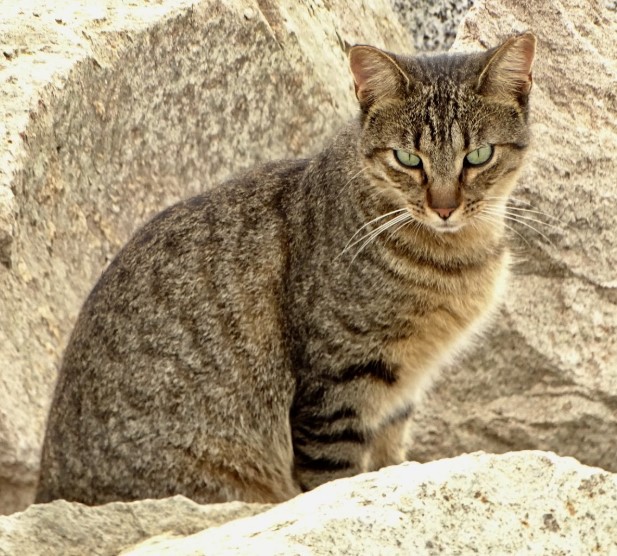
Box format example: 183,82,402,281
36,32,535,505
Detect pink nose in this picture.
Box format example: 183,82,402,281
433,207,456,220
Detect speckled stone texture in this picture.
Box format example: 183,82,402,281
0,496,270,556
391,0,474,52
0,0,410,515
2,452,615,555
406,0,617,476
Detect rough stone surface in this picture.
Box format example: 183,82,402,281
0,496,269,556
406,0,617,477
2,452,615,555
391,0,474,52
0,0,410,515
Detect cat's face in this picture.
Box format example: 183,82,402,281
350,33,535,236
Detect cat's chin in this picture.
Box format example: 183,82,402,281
429,222,465,234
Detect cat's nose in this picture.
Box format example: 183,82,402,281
426,188,460,221
433,207,456,220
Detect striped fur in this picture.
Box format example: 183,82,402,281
36,33,535,505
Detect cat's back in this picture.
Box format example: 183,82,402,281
90,159,305,305
70,157,313,375
37,159,309,504
65,157,308,368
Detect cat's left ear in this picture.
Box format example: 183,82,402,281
477,31,536,103
348,46,409,112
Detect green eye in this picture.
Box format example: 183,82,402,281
394,149,422,168
465,145,493,166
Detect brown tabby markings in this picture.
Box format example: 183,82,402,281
36,33,536,504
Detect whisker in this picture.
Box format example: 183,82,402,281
339,166,369,196
361,218,421,286
342,211,409,257
475,214,530,246
349,213,413,265
485,195,534,207
484,212,556,247
399,215,424,248
351,213,412,252
341,208,409,254
484,201,564,224
469,216,490,242
501,206,564,222
386,214,420,242
485,195,563,221
482,208,563,232
508,206,567,226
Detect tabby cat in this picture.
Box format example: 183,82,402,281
36,32,536,505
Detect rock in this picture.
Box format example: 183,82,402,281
405,0,617,476
0,0,410,514
0,496,269,556
1,452,615,555
391,0,475,52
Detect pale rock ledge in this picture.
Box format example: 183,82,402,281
0,452,615,555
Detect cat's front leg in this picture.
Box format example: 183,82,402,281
291,411,372,492
367,405,413,471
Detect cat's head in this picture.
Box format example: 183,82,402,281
348,32,536,236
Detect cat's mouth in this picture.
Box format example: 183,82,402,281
421,207,466,234
404,204,467,235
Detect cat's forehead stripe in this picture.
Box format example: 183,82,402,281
450,120,465,152
416,86,466,153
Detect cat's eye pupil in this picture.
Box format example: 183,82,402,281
394,149,422,168
465,145,493,166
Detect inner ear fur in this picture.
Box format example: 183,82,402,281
348,45,409,111
477,31,536,103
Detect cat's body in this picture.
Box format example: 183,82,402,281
36,33,536,505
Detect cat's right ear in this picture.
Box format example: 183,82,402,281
476,32,536,104
348,46,409,112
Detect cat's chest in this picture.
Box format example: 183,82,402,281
361,253,510,427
